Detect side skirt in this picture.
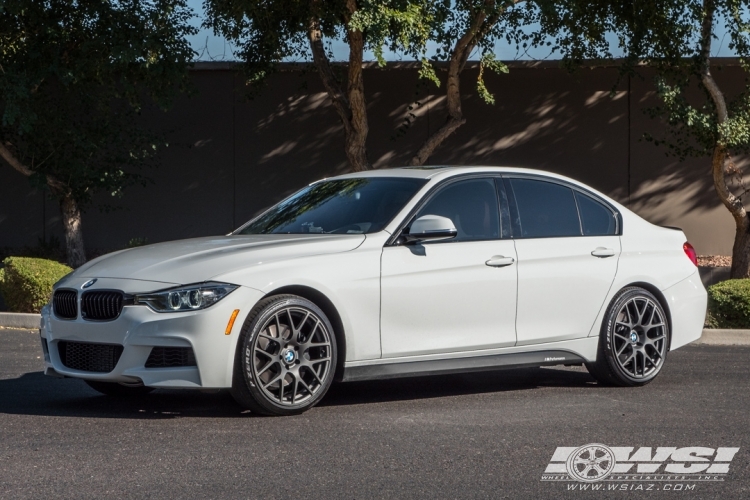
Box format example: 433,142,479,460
341,350,585,382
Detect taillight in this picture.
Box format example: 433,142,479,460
683,242,698,267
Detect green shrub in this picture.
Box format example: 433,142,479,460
127,237,148,248
0,257,72,313
706,279,750,329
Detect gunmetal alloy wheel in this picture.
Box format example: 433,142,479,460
586,287,669,387
231,295,337,416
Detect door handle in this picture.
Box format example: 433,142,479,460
486,255,515,267
591,247,616,258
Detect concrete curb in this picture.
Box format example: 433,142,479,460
0,313,41,330
693,329,750,346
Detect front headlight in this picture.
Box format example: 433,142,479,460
134,282,238,312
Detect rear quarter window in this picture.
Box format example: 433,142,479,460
575,191,617,236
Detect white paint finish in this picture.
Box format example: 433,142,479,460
514,236,620,345
41,282,264,388
616,212,698,291
664,272,707,349
74,234,365,285
380,240,518,357
40,167,708,390
218,233,386,361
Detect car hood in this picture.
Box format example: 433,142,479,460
74,234,366,286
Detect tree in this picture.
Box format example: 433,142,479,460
205,0,387,172
406,1,519,166
542,0,750,278
204,0,541,170
0,0,196,267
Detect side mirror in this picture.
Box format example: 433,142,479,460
401,215,457,244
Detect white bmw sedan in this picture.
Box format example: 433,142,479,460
41,167,707,415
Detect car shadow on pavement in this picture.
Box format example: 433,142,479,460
321,365,597,407
0,366,596,419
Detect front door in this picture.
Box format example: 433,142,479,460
381,177,518,358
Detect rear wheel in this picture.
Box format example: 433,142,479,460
586,287,669,386
84,380,154,396
231,294,337,416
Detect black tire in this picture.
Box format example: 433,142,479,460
84,380,154,396
586,286,670,387
231,294,337,416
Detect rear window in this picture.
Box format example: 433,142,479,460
509,179,581,238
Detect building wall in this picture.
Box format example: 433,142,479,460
0,62,744,256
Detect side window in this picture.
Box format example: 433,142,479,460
508,179,581,238
414,178,500,242
576,191,616,235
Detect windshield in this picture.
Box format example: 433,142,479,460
236,177,427,235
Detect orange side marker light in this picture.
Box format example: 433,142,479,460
225,309,240,335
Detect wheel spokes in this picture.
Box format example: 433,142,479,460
612,296,667,379
251,305,333,406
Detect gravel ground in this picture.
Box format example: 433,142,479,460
698,255,732,267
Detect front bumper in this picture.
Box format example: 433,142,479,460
41,281,264,388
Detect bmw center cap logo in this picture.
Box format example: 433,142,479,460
630,331,638,343
82,279,97,289
282,349,296,364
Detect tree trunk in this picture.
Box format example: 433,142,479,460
59,195,86,268
409,1,510,166
307,0,370,172
343,3,370,172
730,213,750,278
408,15,480,166
700,0,750,278
712,147,750,278
1,140,87,267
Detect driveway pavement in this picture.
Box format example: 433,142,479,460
0,329,748,499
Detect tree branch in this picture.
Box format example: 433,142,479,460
0,141,69,195
307,15,353,137
410,0,513,166
700,0,728,123
700,0,746,227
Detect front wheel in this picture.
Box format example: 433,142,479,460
586,287,669,387
231,295,337,416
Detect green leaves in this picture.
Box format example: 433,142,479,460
0,0,197,205
707,278,750,328
0,256,72,313
535,0,750,167
477,52,508,105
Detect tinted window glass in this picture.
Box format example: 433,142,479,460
576,191,616,235
509,179,581,238
237,177,426,234
414,178,500,241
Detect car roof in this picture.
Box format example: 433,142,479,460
329,165,578,183
327,166,626,213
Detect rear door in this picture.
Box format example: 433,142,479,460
505,176,621,346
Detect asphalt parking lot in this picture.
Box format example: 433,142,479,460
0,329,748,499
